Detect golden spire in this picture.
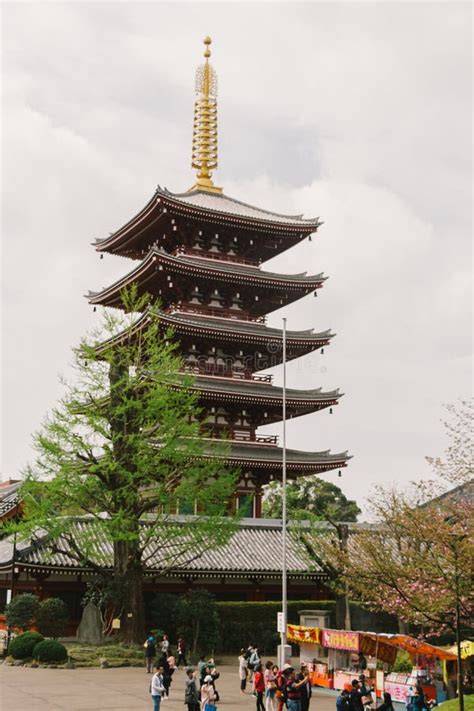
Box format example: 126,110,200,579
189,36,222,193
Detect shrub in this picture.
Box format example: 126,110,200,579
215,600,336,654
5,593,40,631
36,597,69,638
33,639,68,663
9,631,44,659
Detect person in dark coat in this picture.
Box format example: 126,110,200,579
184,668,200,711
298,664,313,711
350,679,365,711
144,634,157,674
177,638,187,668
158,653,171,698
378,691,394,711
337,689,352,711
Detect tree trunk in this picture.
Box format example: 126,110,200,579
339,524,352,630
192,618,199,656
114,539,145,645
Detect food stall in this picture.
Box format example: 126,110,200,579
287,625,389,693
287,625,457,704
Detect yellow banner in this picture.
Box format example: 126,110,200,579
287,624,320,644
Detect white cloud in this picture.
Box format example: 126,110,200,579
1,2,471,516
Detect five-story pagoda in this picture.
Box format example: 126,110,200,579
89,38,349,515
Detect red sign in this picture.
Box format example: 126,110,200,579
321,629,359,651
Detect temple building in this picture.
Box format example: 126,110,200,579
0,38,350,622
89,37,349,516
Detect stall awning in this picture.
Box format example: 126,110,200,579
286,626,457,662
376,635,457,661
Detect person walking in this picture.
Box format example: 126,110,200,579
177,638,188,668
249,646,261,672
184,668,200,711
276,664,291,711
158,653,171,699
254,663,266,711
378,692,394,711
239,648,248,694
264,661,277,711
144,634,157,674
200,674,217,711
298,664,312,711
161,634,170,656
150,663,165,711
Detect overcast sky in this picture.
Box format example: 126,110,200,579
1,2,472,516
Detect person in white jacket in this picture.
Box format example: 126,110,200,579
200,674,217,710
151,664,165,711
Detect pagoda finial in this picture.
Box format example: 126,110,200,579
189,36,223,194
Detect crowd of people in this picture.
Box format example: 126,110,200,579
145,635,444,711
146,632,223,711
238,644,312,711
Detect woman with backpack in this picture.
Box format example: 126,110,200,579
143,634,157,674
184,668,200,711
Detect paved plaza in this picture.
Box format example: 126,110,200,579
0,663,337,711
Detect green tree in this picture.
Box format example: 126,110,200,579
175,590,220,655
7,290,238,644
5,593,39,631
36,597,69,639
263,476,360,521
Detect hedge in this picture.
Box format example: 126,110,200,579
215,600,336,654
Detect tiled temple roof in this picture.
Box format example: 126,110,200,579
0,517,333,578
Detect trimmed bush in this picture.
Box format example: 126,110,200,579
9,631,44,660
5,593,40,631
33,639,68,663
36,597,69,638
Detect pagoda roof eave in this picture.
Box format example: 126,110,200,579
156,187,322,231
187,374,343,405
88,248,327,306
94,310,334,356
203,440,351,472
94,186,322,254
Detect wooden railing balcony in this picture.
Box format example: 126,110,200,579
167,303,266,324
173,246,260,267
203,428,279,445
183,363,273,383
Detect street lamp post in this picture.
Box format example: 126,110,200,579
279,317,288,669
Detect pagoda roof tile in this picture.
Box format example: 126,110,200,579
165,311,333,342
89,249,326,306
199,439,350,472
157,187,321,228
191,374,341,402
